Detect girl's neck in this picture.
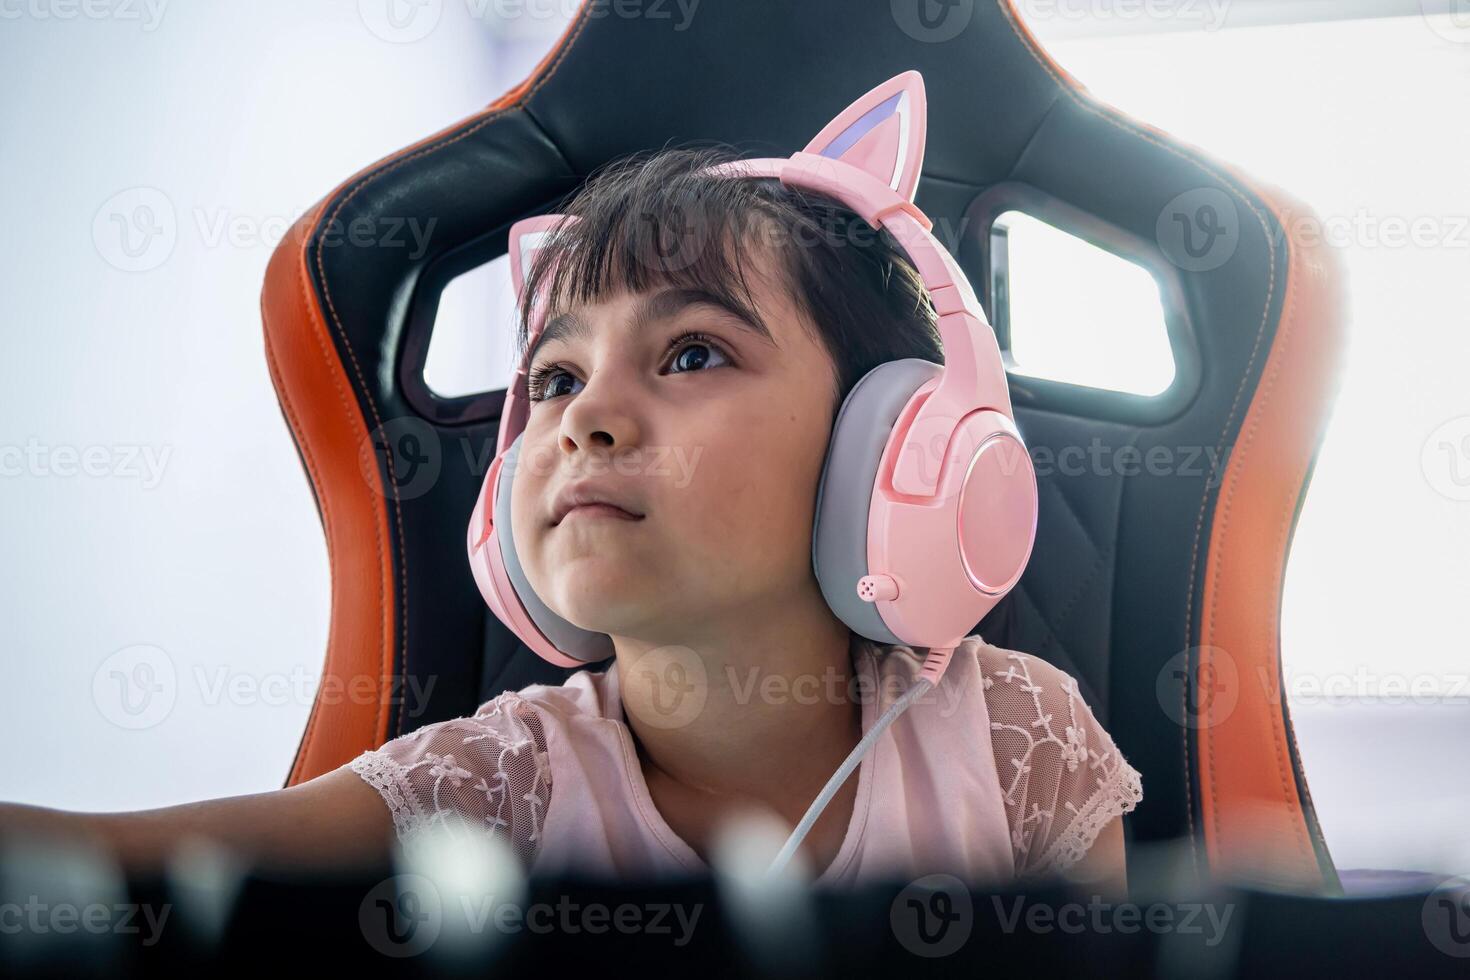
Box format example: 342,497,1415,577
611,603,862,814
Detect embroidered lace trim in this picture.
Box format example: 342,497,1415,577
345,691,552,868
976,641,1144,879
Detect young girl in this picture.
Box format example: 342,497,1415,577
0,144,1141,893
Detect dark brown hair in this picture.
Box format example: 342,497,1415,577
516,143,945,413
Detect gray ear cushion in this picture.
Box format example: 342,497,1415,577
812,358,945,644
494,433,615,664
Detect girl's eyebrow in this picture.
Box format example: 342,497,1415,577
526,287,777,365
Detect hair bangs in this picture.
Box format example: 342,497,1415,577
515,146,794,361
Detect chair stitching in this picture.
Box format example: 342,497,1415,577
1042,468,1102,560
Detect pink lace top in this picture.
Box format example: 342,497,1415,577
344,634,1143,886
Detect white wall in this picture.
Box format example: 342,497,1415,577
0,2,572,811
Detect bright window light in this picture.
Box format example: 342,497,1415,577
994,209,1175,396
423,252,520,399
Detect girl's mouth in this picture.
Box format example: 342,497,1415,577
558,503,645,524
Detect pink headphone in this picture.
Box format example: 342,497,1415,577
467,70,1038,687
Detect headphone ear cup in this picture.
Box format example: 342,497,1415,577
812,358,944,644
494,433,615,664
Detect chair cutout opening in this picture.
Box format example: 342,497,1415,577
422,252,520,401
989,209,1175,397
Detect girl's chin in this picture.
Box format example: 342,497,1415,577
551,565,651,606
554,591,656,637
546,546,646,571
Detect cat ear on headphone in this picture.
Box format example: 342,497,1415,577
802,70,928,204
508,213,579,303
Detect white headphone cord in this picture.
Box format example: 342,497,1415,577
766,645,956,878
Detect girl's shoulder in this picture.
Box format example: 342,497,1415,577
344,687,554,866
507,663,619,723
861,632,1142,879
340,664,622,866
960,634,1144,879
859,632,1092,714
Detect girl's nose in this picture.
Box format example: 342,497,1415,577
557,376,642,457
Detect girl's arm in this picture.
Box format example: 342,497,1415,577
1061,813,1129,900
0,766,395,873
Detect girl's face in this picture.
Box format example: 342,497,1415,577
510,247,841,643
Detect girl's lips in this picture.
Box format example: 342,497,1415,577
549,480,646,525
558,503,644,524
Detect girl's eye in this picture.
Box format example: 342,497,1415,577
526,330,732,403
665,331,732,374
527,366,581,402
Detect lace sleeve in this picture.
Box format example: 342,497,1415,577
341,691,552,868
976,641,1143,881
